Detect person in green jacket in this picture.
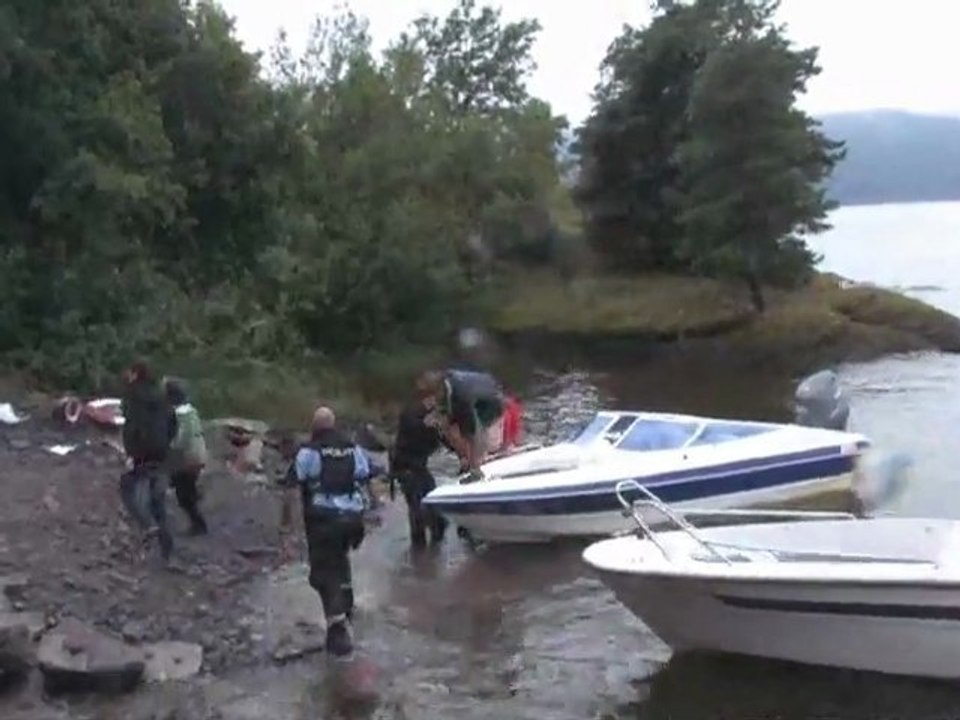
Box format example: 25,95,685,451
164,377,209,535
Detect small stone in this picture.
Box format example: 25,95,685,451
271,625,325,665
42,491,61,514
236,546,277,560
141,642,203,682
0,616,36,680
0,574,28,595
0,612,45,641
121,620,148,643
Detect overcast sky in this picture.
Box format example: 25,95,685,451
219,0,960,125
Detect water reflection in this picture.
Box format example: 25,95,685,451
628,653,960,720
316,362,960,720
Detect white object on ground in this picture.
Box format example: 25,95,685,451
85,398,125,427
0,403,26,425
45,445,79,456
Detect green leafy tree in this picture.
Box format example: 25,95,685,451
0,0,569,386
393,0,568,267
576,2,718,270
676,2,844,311
576,0,843,292
403,0,541,117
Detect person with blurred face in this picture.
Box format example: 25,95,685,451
120,360,177,562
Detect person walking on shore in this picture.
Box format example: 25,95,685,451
120,360,177,562
279,406,374,658
164,377,209,535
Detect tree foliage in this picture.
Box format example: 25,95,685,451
576,0,844,308
0,0,568,386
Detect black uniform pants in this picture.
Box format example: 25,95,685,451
304,512,364,624
396,466,447,546
170,467,208,532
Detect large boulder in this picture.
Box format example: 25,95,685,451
38,618,145,695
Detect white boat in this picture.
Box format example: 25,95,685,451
581,479,960,680
422,410,870,544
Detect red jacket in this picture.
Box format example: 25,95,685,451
501,395,523,448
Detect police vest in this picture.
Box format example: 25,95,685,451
303,429,357,500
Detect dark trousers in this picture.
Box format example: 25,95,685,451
120,460,173,560
304,514,362,625
396,466,447,547
170,467,208,533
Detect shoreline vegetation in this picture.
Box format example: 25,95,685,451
5,271,959,431
494,270,960,367
3,0,959,432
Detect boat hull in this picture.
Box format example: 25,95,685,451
592,569,960,679
442,472,854,544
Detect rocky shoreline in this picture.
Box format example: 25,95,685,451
0,398,392,718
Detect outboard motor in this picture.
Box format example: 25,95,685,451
793,369,850,430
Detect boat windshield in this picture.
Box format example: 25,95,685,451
615,419,700,451
615,418,776,452
570,414,776,450
568,413,619,445
686,421,775,446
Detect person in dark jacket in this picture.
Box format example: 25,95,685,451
278,406,374,659
417,368,505,475
120,360,177,561
389,397,449,548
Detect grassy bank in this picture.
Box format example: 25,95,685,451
494,271,960,372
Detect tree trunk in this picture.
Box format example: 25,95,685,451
746,272,765,313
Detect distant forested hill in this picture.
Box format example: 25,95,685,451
819,110,960,206
563,111,960,206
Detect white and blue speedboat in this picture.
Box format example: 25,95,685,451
423,410,871,544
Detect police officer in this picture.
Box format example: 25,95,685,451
389,396,449,548
280,406,373,658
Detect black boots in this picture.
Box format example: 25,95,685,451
326,620,353,658
188,513,208,536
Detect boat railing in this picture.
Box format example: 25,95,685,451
614,479,733,564
614,479,858,565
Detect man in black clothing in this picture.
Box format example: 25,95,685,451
389,398,449,548
120,360,177,561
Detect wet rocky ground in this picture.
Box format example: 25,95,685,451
8,367,960,720
0,399,376,717
0,377,673,720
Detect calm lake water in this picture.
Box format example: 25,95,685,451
104,201,960,719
